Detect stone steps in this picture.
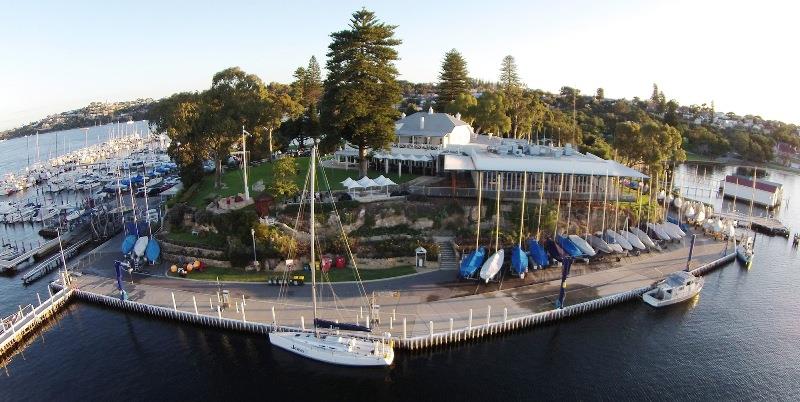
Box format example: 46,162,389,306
437,241,458,270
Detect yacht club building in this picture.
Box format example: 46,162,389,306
333,108,647,199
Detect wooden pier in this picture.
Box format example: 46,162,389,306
21,238,91,284
714,210,789,236
0,237,61,273
0,287,73,358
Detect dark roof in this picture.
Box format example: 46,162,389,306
725,175,781,193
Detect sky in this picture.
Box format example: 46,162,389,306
1,0,798,130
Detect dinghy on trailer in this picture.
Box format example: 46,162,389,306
647,223,671,241
121,235,137,255
631,227,658,250
622,231,647,251
133,236,148,258
557,235,583,258
510,245,528,278
527,239,549,268
479,249,505,283
459,247,486,279
605,229,633,251
588,235,614,254
145,238,161,263
568,235,596,257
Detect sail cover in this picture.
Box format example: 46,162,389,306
314,318,371,333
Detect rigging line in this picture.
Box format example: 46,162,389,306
315,152,371,310
276,161,312,306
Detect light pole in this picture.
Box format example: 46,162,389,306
241,126,251,200
250,228,257,266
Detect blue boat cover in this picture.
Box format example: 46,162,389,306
667,216,689,232
544,238,566,262
459,247,486,279
510,245,528,276
557,235,583,257
527,239,549,268
145,238,161,262
314,319,371,332
121,235,137,254
125,222,138,236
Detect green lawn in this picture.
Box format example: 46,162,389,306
188,157,419,208
168,264,417,283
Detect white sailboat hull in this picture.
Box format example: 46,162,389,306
622,231,647,250
568,235,596,257
479,249,505,283
631,227,658,250
268,332,393,366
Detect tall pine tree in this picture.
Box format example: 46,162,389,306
437,49,470,111
320,9,402,176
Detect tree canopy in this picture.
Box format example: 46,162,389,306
320,8,402,176
437,49,471,111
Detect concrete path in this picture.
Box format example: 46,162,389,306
67,230,728,339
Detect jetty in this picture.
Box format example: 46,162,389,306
714,210,789,236
21,238,91,284
34,233,735,353
0,286,72,358
0,237,62,272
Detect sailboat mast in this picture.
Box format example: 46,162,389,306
586,174,593,240
310,146,318,334
536,172,545,241
494,173,501,253
614,177,620,232
518,172,527,246
475,172,483,250
602,171,609,234
553,173,564,239
566,172,575,235
749,167,757,228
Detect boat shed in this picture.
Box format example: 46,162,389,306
721,175,783,208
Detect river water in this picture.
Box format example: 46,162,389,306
1,154,798,400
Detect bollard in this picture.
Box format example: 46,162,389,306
171,292,177,310
389,316,393,329
216,292,221,303
37,293,42,306
271,306,276,325
403,317,407,339
209,297,213,311
449,318,454,334
301,316,305,330
503,307,507,323
241,304,246,322
242,294,246,307
193,296,198,315
429,321,434,338
468,309,473,330
217,305,222,319
366,315,370,329
360,306,363,318
48,286,53,298
392,309,396,321
487,305,491,326
235,302,239,313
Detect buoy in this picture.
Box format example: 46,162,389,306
186,263,193,272
193,260,200,268
170,265,177,273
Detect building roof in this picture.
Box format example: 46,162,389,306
395,111,470,137
725,175,781,193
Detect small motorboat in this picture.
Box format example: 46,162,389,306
643,271,704,307
479,249,504,283
736,236,754,268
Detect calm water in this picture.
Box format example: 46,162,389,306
0,162,798,401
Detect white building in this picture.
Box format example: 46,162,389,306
334,109,646,199
721,175,783,208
